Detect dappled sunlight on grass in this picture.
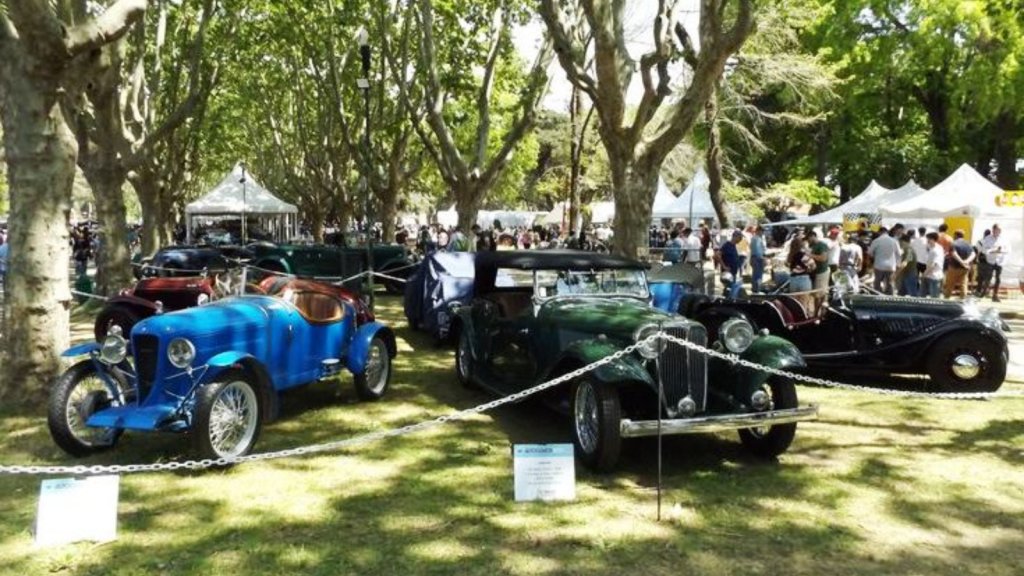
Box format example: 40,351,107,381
1,294,1023,574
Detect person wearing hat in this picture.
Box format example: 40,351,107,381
719,229,746,299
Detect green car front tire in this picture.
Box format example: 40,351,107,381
571,378,622,472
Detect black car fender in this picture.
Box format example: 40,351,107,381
712,335,806,404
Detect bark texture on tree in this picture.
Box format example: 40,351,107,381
609,159,660,258
85,165,133,295
132,169,173,255
705,89,730,228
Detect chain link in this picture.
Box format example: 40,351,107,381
4,331,1021,477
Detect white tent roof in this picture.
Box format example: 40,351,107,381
186,163,297,215
651,177,681,218
882,179,928,206
658,168,718,222
773,180,890,226
436,206,541,229
880,164,1004,218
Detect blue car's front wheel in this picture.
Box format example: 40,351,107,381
192,370,263,460
47,360,125,457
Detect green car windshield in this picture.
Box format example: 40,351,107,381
527,268,649,299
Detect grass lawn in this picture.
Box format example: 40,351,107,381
1,294,1022,575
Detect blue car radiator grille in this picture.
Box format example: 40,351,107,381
133,335,159,402
658,325,708,411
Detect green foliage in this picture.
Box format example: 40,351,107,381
761,179,836,214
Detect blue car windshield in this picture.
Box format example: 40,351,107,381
534,269,649,299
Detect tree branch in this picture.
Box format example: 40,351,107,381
65,0,148,59
473,6,504,171
537,0,598,100
5,0,66,61
417,0,468,181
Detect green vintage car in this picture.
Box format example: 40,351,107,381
248,243,414,293
452,251,818,471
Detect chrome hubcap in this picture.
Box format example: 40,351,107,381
364,340,389,393
65,375,119,446
951,353,981,380
748,384,774,438
574,382,599,454
208,381,258,458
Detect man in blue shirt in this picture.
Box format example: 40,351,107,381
749,225,766,293
720,230,745,299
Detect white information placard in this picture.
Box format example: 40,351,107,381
35,475,120,548
513,444,575,502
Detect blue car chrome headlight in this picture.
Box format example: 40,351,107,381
167,338,196,369
100,333,127,365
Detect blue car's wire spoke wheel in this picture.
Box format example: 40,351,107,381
193,370,263,460
571,378,622,472
47,360,124,457
354,336,392,401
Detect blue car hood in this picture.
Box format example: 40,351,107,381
131,295,276,340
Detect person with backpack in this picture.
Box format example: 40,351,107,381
943,230,974,298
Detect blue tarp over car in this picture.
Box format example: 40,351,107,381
404,252,476,340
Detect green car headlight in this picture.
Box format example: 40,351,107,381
633,324,667,360
99,333,128,365
720,318,755,354
167,338,196,369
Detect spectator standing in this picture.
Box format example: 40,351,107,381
979,223,1010,301
838,233,863,292
807,229,831,293
826,226,842,279
868,225,902,295
973,229,992,296
943,230,974,298
936,223,954,257
786,236,816,312
0,236,8,295
699,224,712,262
719,230,745,299
922,232,944,298
749,225,766,293
897,229,918,297
911,226,929,288
681,228,702,267
663,230,683,263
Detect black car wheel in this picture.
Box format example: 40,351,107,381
94,305,142,341
455,327,475,388
354,336,392,401
927,332,1006,393
47,360,125,457
738,377,798,459
571,378,622,472
192,370,263,460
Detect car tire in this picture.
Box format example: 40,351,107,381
738,376,798,458
927,332,1005,393
455,327,475,388
192,370,263,460
571,378,622,472
94,305,142,341
47,360,125,457
354,336,392,401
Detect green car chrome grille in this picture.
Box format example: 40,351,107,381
659,324,708,411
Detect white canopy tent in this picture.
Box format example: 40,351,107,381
655,168,751,224
881,163,1021,282
186,163,298,243
771,180,891,226
435,206,540,229
650,177,682,219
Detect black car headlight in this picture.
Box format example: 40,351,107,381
720,318,755,354
99,333,128,365
633,324,667,360
167,338,196,369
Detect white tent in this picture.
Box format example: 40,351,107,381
659,168,717,223
880,164,1003,219
435,206,540,229
772,180,891,226
650,177,682,219
186,163,298,242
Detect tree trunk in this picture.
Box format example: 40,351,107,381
455,181,484,234
133,169,172,254
568,87,582,234
992,114,1020,190
609,157,659,258
0,77,75,406
705,94,729,228
84,164,133,295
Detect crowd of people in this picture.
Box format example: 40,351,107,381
404,222,615,254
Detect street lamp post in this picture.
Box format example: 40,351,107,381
357,26,375,308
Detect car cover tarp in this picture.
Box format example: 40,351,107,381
404,252,476,339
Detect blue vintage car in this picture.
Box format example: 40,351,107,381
48,290,396,460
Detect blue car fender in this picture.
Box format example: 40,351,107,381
63,342,102,357
346,322,397,375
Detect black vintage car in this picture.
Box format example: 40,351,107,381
134,245,247,278
452,251,818,471
677,277,1009,392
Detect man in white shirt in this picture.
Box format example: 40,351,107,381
911,226,929,277
980,223,1011,301
681,227,703,267
922,232,945,298
868,225,903,295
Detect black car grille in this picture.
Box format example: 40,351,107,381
658,324,709,412
133,335,159,402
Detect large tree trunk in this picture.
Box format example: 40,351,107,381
568,88,582,234
83,164,133,295
992,114,1020,190
705,93,729,228
133,169,173,254
0,78,75,406
454,181,484,234
609,157,659,258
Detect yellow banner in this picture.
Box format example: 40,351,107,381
996,190,1024,207
944,216,973,241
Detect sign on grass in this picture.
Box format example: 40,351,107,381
513,444,575,502
35,475,119,548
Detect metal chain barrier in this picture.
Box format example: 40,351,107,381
660,334,1024,400
0,335,658,476
70,290,109,302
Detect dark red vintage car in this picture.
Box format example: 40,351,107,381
94,274,372,340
